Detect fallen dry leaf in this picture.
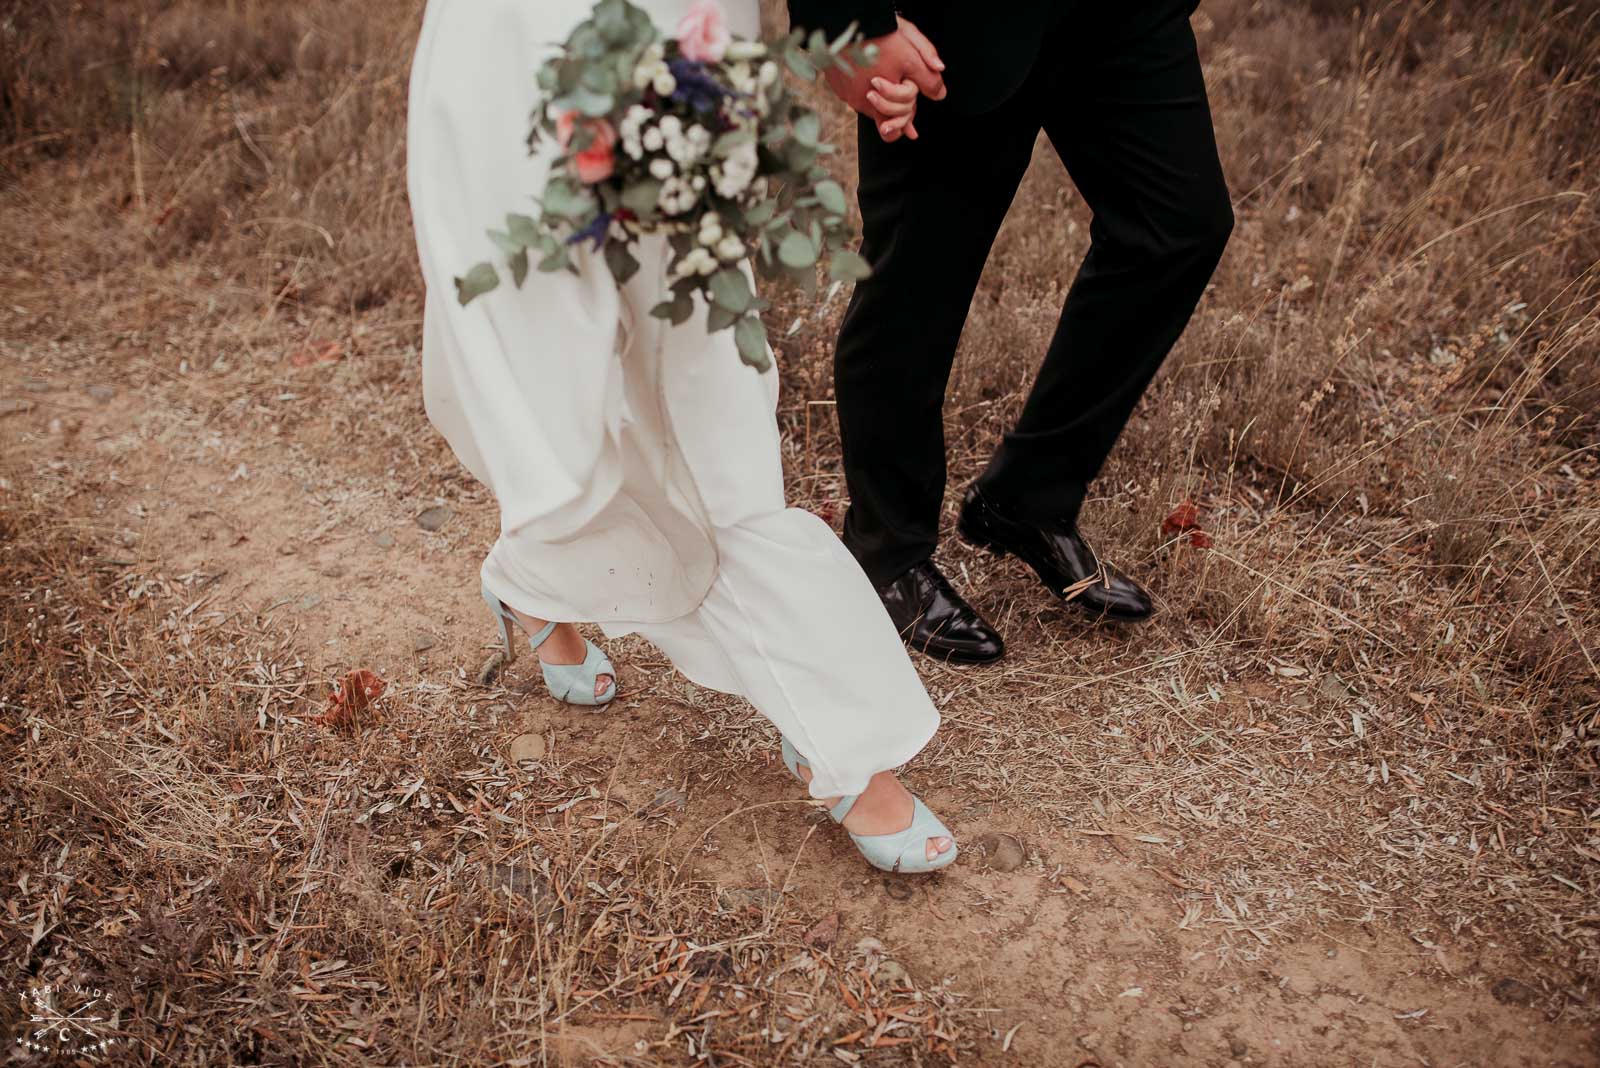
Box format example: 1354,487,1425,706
316,669,386,731
1161,499,1213,549
804,911,840,949
289,338,344,367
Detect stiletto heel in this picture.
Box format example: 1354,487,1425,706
481,581,618,707
780,738,957,874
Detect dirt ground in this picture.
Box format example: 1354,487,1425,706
2,327,1593,1066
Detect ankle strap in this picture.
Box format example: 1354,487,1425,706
525,620,559,650
829,794,858,824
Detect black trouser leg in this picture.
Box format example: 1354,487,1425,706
835,97,1040,586
973,9,1233,527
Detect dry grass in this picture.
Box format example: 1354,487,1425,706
2,0,1599,1063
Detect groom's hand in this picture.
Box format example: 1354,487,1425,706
826,16,947,142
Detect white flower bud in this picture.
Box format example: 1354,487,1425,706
716,234,745,262
649,158,675,180
758,61,780,86
653,71,677,96
641,127,664,152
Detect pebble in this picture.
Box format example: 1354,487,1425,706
803,912,840,949
373,530,395,549
973,831,1027,872
882,877,914,901
415,505,452,532
1319,673,1353,701
0,398,34,417
508,732,546,764
1228,1033,1249,1058
87,384,116,403
411,633,437,654
297,593,322,611
650,787,688,812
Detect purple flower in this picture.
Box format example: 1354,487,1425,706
568,211,613,250
668,57,732,115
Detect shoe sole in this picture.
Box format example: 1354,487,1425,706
957,515,1152,624
904,639,1005,666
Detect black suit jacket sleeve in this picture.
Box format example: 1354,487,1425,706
787,1,899,41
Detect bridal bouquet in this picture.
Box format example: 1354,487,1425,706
455,0,874,371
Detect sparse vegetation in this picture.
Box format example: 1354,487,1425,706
2,0,1597,1064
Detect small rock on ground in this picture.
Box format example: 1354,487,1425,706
415,505,452,532
973,831,1027,872
508,732,546,764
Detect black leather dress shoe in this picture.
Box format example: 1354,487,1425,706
957,486,1153,622
876,560,1005,665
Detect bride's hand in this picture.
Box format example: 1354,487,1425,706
866,77,923,142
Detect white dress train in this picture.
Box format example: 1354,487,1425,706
407,0,938,797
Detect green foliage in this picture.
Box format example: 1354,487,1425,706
458,0,873,376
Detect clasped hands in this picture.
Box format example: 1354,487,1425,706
826,16,946,142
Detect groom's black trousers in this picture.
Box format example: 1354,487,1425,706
833,2,1233,587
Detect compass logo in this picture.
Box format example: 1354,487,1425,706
17,984,118,1058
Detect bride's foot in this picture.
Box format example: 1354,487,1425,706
507,608,613,699
792,760,954,864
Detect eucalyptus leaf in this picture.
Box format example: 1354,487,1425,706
828,249,871,282
488,229,521,257
783,46,817,82
709,269,753,313
734,315,771,371
507,213,540,246
707,304,740,332
509,249,530,287
454,262,500,306
621,179,662,219
793,112,821,149
745,199,777,226
558,85,614,117
814,180,848,216
651,291,695,325
778,230,818,269
542,179,595,220
538,245,571,273
604,242,640,284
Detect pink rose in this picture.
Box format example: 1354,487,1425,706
675,0,732,63
556,111,617,185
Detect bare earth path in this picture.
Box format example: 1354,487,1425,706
2,310,1592,1065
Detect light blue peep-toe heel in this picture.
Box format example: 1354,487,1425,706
481,582,617,706
780,737,958,874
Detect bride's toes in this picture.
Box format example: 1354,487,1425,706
927,836,953,861
595,673,614,698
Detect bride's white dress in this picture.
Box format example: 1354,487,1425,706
408,0,937,797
